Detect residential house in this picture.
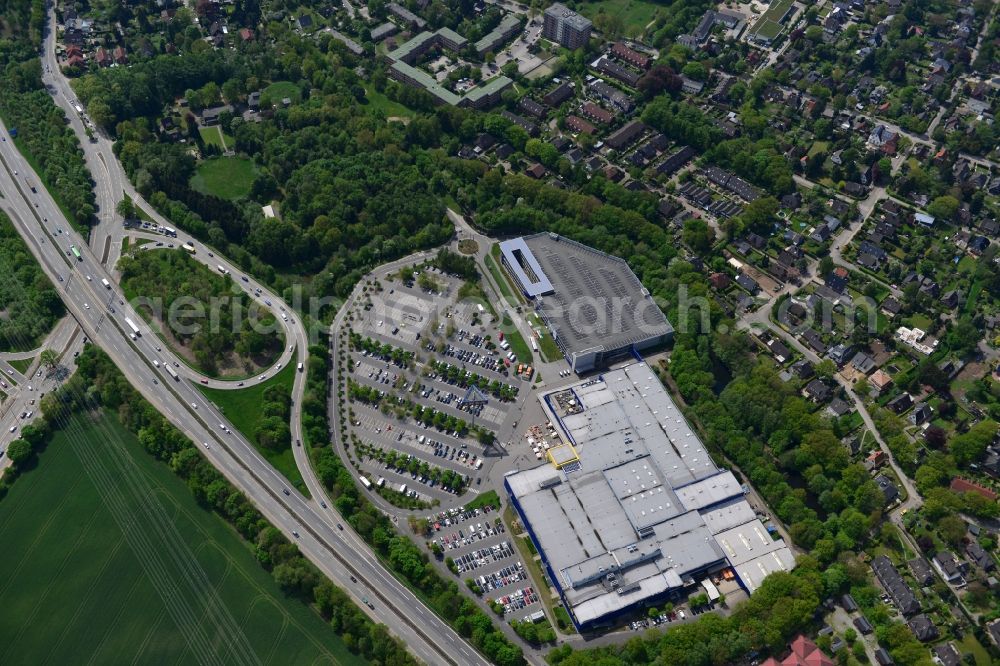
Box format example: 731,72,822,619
871,555,920,616
790,360,814,380
519,97,548,119
874,647,894,665
611,42,650,69
907,615,938,642
595,57,640,87
566,115,596,135
908,557,935,587
580,102,613,124
827,398,851,417
708,272,731,290
605,119,645,150
805,379,833,403
760,635,834,666
589,80,633,113
501,110,539,136
932,643,961,666
827,343,855,367
881,297,901,317
543,81,574,107
909,403,932,426
95,47,112,67
768,339,792,363
887,392,913,414
932,551,966,586
966,542,994,572
875,475,899,505
869,369,893,396
941,290,960,309
800,329,828,355
735,272,759,294
986,618,1000,648
853,616,874,635
850,352,876,375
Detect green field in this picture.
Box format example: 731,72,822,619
576,0,661,38
198,361,308,495
199,125,226,149
263,81,301,106
6,357,32,374
363,85,414,118
0,412,358,665
190,156,256,200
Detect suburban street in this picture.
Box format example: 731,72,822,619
0,110,488,666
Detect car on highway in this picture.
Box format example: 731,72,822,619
191,402,198,409
83,303,90,309
203,442,210,449
320,501,327,508
337,523,344,531
283,488,291,496
9,426,16,433
292,530,299,538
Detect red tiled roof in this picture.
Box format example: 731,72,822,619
951,478,997,501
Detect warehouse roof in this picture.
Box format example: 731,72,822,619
506,363,794,627
519,233,672,366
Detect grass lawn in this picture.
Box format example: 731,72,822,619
199,125,226,150
485,254,515,302
575,0,661,37
807,141,829,158
903,313,933,331
263,81,301,105
7,357,32,374
0,411,357,665
362,85,414,118
198,361,308,495
464,489,500,512
190,157,256,201
527,313,562,363
957,633,992,665
505,327,533,366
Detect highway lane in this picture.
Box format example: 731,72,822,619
0,121,487,666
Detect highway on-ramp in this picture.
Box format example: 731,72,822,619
0,116,488,666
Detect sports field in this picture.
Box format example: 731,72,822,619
0,412,359,665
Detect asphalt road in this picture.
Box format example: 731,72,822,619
0,110,486,666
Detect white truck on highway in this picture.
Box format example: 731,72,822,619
124,317,141,339
165,365,179,381
101,278,111,289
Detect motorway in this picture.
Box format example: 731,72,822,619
3,18,491,660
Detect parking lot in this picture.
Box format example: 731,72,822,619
427,502,545,622
344,265,526,510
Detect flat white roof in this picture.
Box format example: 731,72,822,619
506,362,794,626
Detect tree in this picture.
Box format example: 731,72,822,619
6,438,32,466
938,514,967,548
116,197,136,220
815,360,837,380
926,195,959,222
39,348,59,369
